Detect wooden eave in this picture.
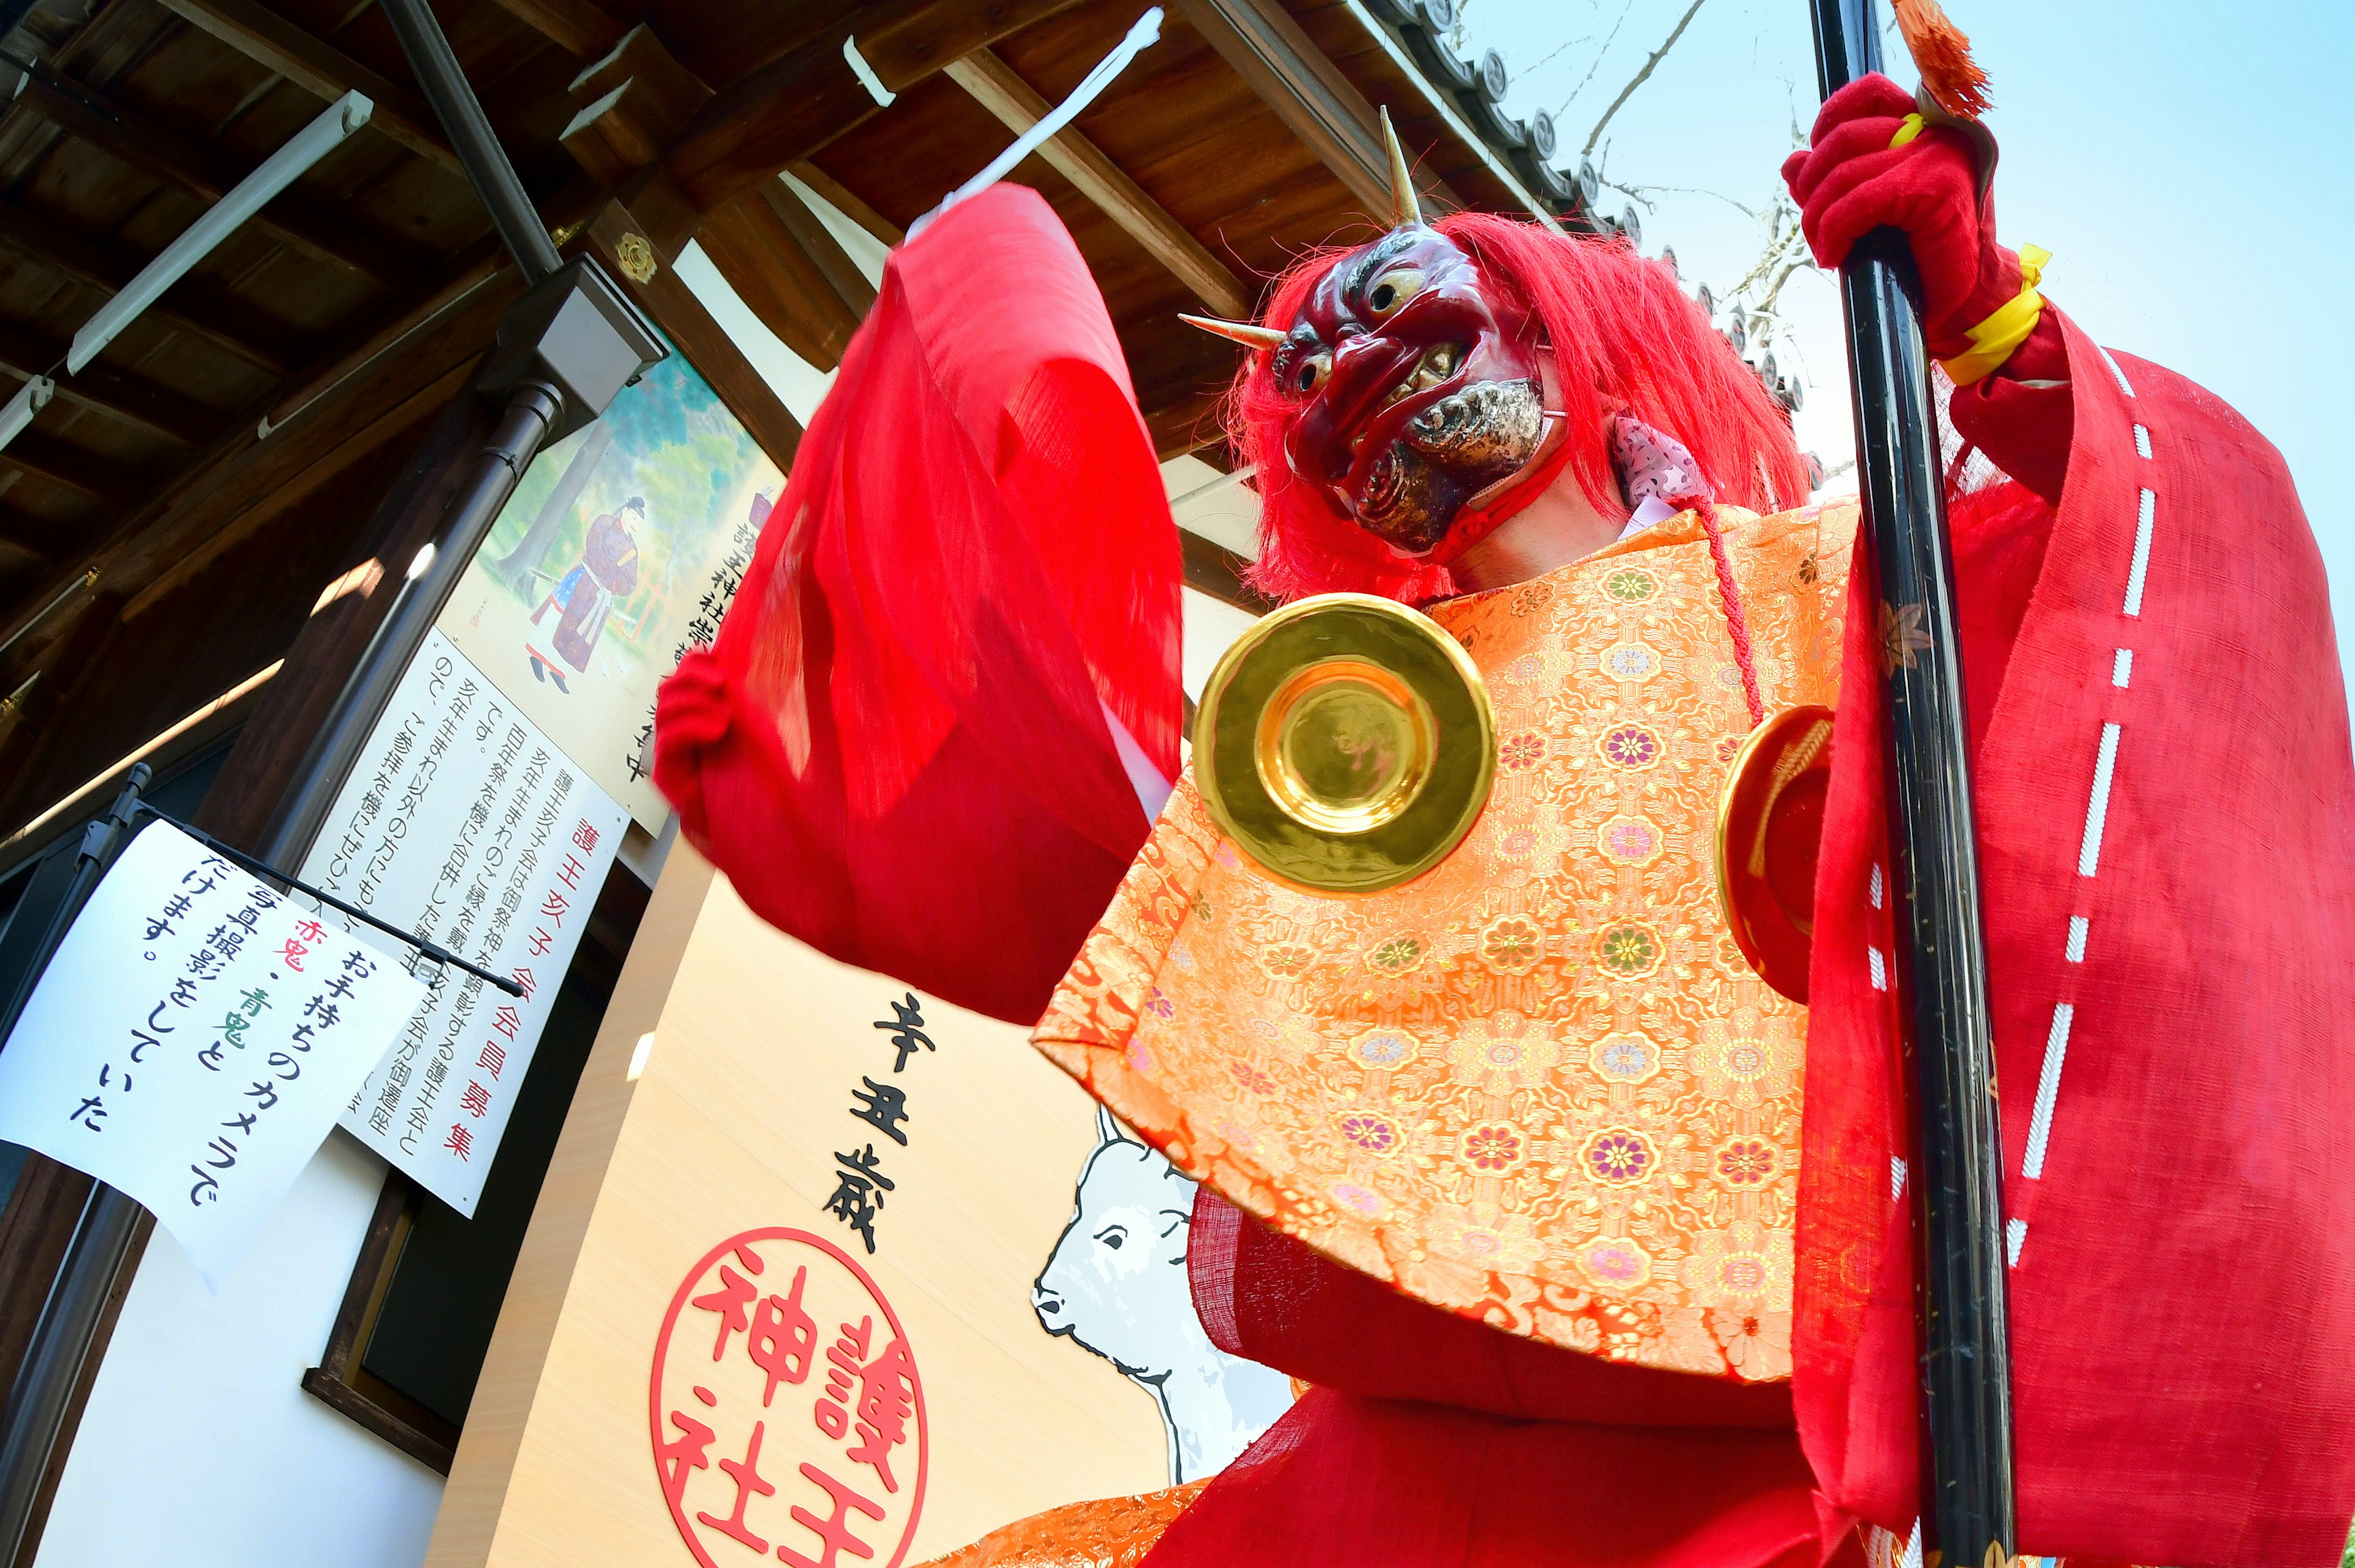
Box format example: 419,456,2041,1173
0,0,1594,836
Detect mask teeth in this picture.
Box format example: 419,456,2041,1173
1380,106,1423,230
1179,313,1289,351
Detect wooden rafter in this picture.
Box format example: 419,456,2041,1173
1143,386,1226,461
787,160,904,247
121,356,477,618
149,0,465,177
0,322,216,447
0,511,55,566
694,184,865,371
761,177,876,317
944,46,1252,318
664,0,1087,210
577,199,804,466
11,69,431,289
1174,0,1460,222
256,239,510,438
0,430,138,505
487,0,624,58
0,194,304,377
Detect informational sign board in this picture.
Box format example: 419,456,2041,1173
301,627,628,1214
0,820,423,1287
437,342,782,832
421,870,1219,1568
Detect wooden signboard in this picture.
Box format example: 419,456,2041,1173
423,849,1224,1568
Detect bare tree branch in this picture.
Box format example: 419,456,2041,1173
1583,0,1709,155
1556,0,1635,117
1519,28,1598,80
1607,180,1760,218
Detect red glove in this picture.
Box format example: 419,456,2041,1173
1781,74,2024,364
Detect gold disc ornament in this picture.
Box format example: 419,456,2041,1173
1194,593,1496,895
1714,703,1836,1003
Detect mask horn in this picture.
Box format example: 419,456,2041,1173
1181,313,1289,351
1381,106,1423,229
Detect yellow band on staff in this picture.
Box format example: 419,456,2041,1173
1939,245,2050,386
1889,112,1926,149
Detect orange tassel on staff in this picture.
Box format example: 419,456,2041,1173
1894,0,1993,119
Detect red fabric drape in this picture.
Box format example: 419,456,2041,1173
1142,1190,1841,1568
654,185,1181,1024
1799,312,2355,1567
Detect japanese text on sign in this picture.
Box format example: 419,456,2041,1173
301,627,626,1213
818,993,940,1256
0,821,422,1286
651,1228,927,1568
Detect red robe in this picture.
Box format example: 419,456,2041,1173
1801,312,2355,1567
655,186,2355,1566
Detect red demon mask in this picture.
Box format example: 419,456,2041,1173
1185,117,1557,561
1269,224,1550,556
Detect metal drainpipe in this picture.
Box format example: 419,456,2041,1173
377,0,563,284
255,378,562,867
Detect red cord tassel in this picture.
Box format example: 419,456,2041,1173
1681,495,1766,729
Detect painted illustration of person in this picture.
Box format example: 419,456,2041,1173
527,495,643,691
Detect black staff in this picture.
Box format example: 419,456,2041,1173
1804,2,2017,1564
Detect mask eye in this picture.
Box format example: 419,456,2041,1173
1286,348,1333,396
1365,268,1424,318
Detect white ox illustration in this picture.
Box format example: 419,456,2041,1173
1032,1107,1294,1483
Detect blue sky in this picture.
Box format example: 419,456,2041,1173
1457,0,2355,662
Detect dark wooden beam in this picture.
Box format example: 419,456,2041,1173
557,25,711,188
256,240,508,439
1179,525,1269,614
787,159,903,247
1144,386,1226,461
0,507,63,564
123,357,475,616
0,194,303,377
97,280,518,602
0,431,139,505
664,0,1086,210
944,46,1252,317
768,175,881,312
488,0,625,58
150,0,465,177
13,69,432,290
0,324,216,447
694,182,864,370
1173,0,1461,221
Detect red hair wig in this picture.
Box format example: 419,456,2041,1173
1229,212,1810,603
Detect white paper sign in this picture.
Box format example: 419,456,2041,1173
0,821,424,1287
302,627,627,1214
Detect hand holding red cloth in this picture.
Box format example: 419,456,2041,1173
653,185,1182,1024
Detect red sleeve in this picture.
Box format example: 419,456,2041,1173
1945,309,2072,507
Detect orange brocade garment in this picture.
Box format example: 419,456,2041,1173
1035,500,1856,1382
917,1484,1212,1568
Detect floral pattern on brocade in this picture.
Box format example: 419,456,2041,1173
1035,503,1858,1381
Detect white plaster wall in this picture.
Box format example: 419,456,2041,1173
1181,588,1257,705
33,1133,444,1568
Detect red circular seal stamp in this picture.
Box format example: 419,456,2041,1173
650,1228,928,1568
